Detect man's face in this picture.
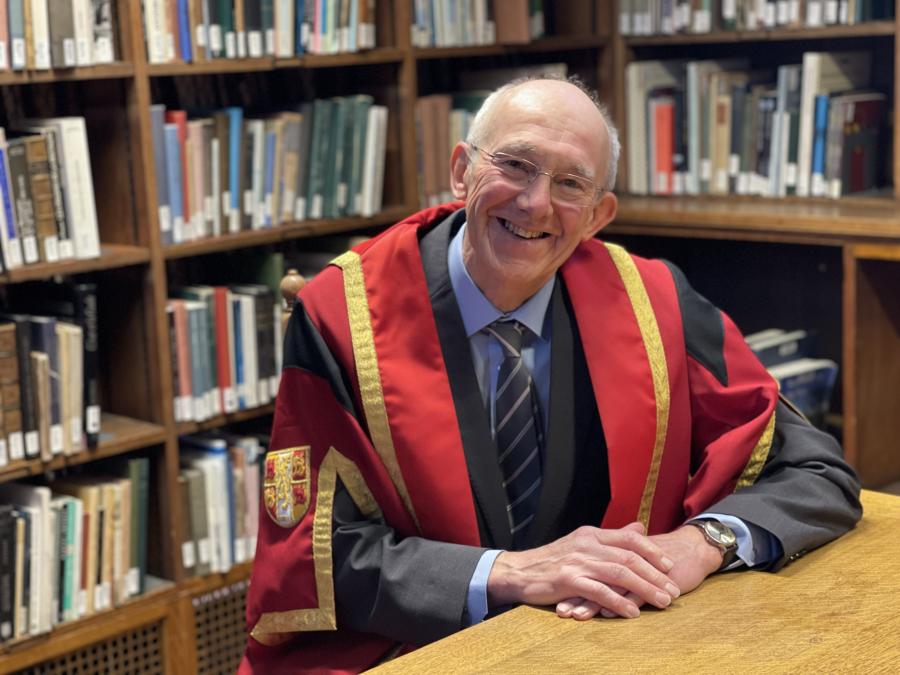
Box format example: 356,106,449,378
450,81,617,310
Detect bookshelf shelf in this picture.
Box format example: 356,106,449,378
413,34,607,60
162,206,412,259
0,581,177,672
180,561,253,596
0,62,136,85
0,244,151,284
624,20,896,46
282,47,407,68
0,413,166,483
175,404,275,437
615,196,900,243
147,48,405,78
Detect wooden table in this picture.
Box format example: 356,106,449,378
373,490,900,674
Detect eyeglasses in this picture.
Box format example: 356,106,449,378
468,144,603,207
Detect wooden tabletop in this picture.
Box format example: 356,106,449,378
373,490,900,674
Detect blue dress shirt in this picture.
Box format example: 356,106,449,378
447,223,780,626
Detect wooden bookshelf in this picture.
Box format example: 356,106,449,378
4,0,900,672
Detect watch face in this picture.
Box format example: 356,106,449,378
707,521,737,548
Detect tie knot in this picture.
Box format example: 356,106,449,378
485,320,525,357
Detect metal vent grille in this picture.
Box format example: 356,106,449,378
193,580,249,674
16,622,163,675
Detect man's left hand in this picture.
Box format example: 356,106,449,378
555,525,723,620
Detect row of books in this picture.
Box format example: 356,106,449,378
0,281,100,468
625,51,884,199
415,91,485,207
178,432,263,576
167,284,282,423
619,0,893,35
746,328,837,428
0,457,150,643
410,0,544,48
143,0,377,64
151,98,388,245
0,117,101,272
0,0,116,71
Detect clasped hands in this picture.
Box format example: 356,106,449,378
486,522,724,621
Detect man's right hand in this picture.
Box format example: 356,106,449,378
486,522,681,619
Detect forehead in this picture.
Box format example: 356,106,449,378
486,85,607,176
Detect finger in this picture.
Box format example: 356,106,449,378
582,559,677,610
557,597,603,621
591,525,675,573
571,578,642,619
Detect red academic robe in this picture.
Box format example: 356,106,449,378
239,203,778,673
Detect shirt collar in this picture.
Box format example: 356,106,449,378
448,221,555,339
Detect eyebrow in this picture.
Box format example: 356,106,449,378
495,142,595,180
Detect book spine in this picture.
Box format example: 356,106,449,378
30,319,62,456
164,124,185,244
72,284,100,448
6,140,39,265
48,0,76,67
10,318,36,459
42,130,73,260
0,134,23,269
23,136,59,263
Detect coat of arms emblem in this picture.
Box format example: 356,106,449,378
263,446,311,527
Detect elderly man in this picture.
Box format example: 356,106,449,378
240,77,861,673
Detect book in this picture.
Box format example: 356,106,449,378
24,117,101,260
360,104,387,216
796,51,871,197
0,482,52,635
0,504,15,642
30,316,63,457
0,322,20,467
91,0,116,63
49,0,77,68
6,136,40,265
768,358,839,428
25,126,75,260
150,104,173,244
0,314,35,460
181,466,211,576
0,129,24,270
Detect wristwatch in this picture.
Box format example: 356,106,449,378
687,519,738,571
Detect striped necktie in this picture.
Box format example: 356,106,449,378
484,320,543,548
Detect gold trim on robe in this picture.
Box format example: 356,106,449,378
735,408,776,490
251,448,382,643
332,250,421,531
604,243,671,528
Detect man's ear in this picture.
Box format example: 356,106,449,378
450,142,470,199
582,191,618,241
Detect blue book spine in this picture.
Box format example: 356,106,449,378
226,107,243,225
811,94,829,187
177,0,193,62
348,0,358,51
295,0,305,54
164,124,185,243
231,297,244,409
263,129,276,227
0,145,21,266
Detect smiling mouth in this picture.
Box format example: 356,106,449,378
499,218,548,239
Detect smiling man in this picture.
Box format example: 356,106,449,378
240,77,861,673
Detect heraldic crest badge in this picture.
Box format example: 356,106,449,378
264,446,311,527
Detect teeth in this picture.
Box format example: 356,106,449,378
500,218,545,239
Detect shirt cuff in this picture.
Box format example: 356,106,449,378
465,549,503,626
697,512,783,570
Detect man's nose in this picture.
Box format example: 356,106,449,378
517,172,554,215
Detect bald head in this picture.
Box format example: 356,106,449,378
466,77,620,191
